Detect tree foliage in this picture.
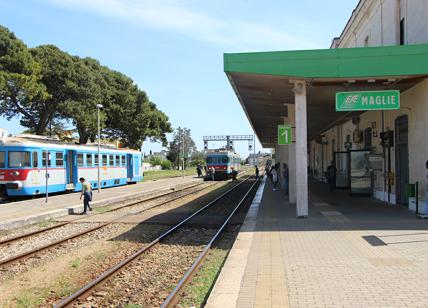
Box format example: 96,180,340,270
0,25,172,149
167,127,197,168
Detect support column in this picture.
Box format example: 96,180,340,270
286,105,296,204
293,81,308,217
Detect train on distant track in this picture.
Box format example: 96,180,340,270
0,135,143,199
205,149,241,180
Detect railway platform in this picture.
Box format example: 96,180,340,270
207,177,428,308
0,176,201,231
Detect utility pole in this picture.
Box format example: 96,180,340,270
96,104,103,193
45,149,49,203
182,133,185,178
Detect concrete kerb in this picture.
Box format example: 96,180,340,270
205,176,266,308
0,180,200,231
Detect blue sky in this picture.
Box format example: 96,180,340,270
0,0,357,157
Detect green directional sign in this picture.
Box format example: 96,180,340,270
278,125,292,145
336,90,400,111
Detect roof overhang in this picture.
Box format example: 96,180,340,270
224,44,428,148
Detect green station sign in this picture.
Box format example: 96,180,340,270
278,125,292,145
336,90,400,111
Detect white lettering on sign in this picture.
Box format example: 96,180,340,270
361,95,397,106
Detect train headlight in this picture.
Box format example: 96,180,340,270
10,171,20,176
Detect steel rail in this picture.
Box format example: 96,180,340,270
0,182,206,246
161,178,259,307
54,175,253,308
0,182,215,267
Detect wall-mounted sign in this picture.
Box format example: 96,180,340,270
336,90,400,111
278,125,292,145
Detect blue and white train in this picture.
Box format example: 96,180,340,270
0,135,143,198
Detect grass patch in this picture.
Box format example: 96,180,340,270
15,287,50,308
57,278,74,297
178,248,228,307
37,219,54,228
124,304,142,308
94,205,112,214
70,258,80,269
96,251,107,261
142,169,196,182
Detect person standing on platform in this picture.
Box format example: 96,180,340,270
271,166,278,191
326,161,337,192
282,163,289,195
231,167,238,181
79,177,93,214
210,166,215,181
196,164,202,177
255,166,259,179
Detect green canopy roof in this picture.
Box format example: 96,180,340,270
224,44,428,147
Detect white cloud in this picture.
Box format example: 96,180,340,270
45,0,322,51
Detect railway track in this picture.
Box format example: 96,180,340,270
53,175,258,307
0,181,206,246
0,181,217,267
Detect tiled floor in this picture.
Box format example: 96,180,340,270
207,177,428,308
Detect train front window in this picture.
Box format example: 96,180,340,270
9,151,31,168
109,155,114,166
0,151,5,168
222,156,229,163
206,157,212,164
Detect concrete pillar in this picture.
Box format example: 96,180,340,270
293,81,308,217
286,105,296,204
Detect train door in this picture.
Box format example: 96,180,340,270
127,154,134,180
66,150,76,189
395,115,409,206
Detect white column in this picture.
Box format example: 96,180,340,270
286,105,296,204
294,81,308,217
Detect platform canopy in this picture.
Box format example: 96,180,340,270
224,44,428,147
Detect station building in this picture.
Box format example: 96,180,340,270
225,0,428,215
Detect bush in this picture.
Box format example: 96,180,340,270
161,159,172,170
149,156,163,166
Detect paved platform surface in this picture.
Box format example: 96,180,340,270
0,176,201,230
207,177,428,308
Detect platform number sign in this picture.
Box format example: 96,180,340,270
278,125,292,145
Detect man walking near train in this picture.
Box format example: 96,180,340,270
79,177,93,214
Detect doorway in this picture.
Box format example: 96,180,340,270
395,115,409,206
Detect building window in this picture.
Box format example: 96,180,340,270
77,154,84,167
56,152,64,167
400,18,405,45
